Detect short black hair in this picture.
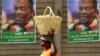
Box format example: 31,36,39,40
28,0,35,15
14,0,34,11
91,0,98,13
92,0,97,9
78,0,97,12
28,0,33,11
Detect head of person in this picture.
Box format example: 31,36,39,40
40,36,51,49
78,0,97,24
14,0,34,27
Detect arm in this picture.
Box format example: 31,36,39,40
51,38,57,56
49,29,57,56
42,29,58,56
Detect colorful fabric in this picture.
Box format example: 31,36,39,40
40,48,58,56
70,18,98,31
3,19,34,32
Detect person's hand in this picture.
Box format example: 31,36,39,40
48,29,55,38
48,29,55,42
41,29,55,42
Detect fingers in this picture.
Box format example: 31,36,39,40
48,28,55,34
51,28,55,34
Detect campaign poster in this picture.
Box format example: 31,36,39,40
67,0,100,43
2,0,36,44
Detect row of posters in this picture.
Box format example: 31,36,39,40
68,0,100,43
1,0,100,43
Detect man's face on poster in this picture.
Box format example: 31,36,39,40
14,0,32,26
78,0,96,24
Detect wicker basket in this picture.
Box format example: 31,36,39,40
34,6,62,35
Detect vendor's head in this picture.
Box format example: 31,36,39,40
40,36,51,49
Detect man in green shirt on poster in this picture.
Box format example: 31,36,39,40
3,0,35,32
70,0,99,31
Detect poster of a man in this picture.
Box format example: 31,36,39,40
2,0,35,32
68,0,99,31
2,0,36,43
67,0,100,43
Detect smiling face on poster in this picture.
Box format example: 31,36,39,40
2,0,36,44
67,0,99,43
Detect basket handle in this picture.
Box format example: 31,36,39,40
43,6,55,16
